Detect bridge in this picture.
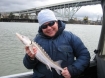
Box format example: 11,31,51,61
0,0,101,22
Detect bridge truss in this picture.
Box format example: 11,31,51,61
0,0,101,21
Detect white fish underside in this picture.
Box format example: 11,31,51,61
16,33,63,75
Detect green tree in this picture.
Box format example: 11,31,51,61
0,13,1,19
20,14,24,19
8,12,15,19
83,16,88,24
24,14,29,19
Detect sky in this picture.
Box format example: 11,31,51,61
0,0,103,20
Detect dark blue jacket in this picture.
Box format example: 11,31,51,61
23,20,90,78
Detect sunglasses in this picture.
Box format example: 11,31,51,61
41,21,56,29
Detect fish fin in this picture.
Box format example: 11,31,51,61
46,64,52,71
29,45,34,54
55,60,62,67
54,60,62,75
55,69,61,75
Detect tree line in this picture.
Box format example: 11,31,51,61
0,12,102,25
0,12,29,19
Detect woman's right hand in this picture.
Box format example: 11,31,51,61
25,46,37,59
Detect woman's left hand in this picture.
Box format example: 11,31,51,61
61,67,71,78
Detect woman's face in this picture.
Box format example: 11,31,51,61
41,21,58,37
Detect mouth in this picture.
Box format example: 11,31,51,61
16,33,31,45
16,33,23,40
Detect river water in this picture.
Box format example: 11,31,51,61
0,22,101,76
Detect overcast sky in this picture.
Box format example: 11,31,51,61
0,0,103,20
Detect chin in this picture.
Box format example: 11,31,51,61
47,33,55,37
48,35,54,37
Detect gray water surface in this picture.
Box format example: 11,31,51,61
0,22,101,76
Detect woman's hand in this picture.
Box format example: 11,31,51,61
61,67,71,78
25,46,37,59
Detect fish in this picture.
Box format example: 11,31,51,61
16,33,63,75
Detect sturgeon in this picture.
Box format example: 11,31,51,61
16,33,63,75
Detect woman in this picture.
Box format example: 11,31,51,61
23,9,90,78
